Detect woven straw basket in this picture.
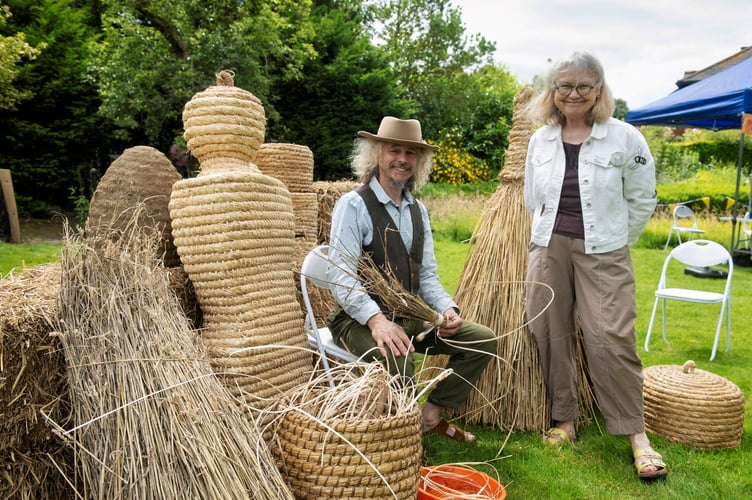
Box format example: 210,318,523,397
273,405,423,499
643,360,744,449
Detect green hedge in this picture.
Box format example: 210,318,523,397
656,166,748,213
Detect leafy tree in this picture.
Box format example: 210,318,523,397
364,0,514,171
614,97,628,121
267,0,410,180
0,0,108,216
0,4,45,111
90,0,318,150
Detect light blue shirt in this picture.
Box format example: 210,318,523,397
328,177,457,325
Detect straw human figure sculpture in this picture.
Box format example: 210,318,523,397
168,70,311,425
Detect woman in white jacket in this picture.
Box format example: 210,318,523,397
524,51,666,481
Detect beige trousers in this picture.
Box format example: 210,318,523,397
526,233,646,435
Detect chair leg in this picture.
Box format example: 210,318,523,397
645,297,660,352
661,299,668,343
664,230,673,250
725,299,732,353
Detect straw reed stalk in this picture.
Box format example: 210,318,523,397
424,86,595,431
0,262,72,499
53,212,293,499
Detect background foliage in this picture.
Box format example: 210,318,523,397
1,0,748,219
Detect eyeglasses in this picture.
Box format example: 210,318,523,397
554,83,597,97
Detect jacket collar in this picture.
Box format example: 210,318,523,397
539,119,610,142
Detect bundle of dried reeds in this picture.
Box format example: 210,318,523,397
0,262,72,499
355,250,445,331
53,213,293,499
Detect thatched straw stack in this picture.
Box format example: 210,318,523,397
313,180,360,245
54,215,294,499
169,70,310,422
86,145,182,266
425,86,595,430
255,143,318,259
0,263,72,499
271,362,425,499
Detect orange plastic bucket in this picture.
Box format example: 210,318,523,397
418,465,506,499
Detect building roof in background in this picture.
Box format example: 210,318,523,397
677,45,752,88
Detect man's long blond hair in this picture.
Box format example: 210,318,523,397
351,139,434,193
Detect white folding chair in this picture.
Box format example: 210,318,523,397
300,244,367,387
645,239,733,361
664,204,705,249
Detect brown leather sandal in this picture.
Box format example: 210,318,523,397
429,418,476,442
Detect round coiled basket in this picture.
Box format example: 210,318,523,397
643,360,744,449
273,405,423,499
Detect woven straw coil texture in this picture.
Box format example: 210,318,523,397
183,71,266,172
273,406,423,499
86,145,182,266
169,171,311,408
643,360,744,449
255,143,315,193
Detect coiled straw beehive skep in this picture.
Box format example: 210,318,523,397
169,70,311,423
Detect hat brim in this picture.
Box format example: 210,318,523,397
357,131,439,151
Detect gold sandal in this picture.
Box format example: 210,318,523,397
633,447,668,480
543,427,575,445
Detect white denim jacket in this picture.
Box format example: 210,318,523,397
524,117,657,254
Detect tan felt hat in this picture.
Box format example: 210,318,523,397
357,116,439,151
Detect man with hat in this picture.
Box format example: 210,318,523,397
326,116,497,442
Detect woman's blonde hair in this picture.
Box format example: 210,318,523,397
527,51,615,127
351,138,434,192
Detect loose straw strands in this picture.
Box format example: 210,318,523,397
53,211,292,499
331,241,445,330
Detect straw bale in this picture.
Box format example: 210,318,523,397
0,263,73,499
86,145,182,266
54,214,293,499
255,143,315,193
290,191,318,239
313,180,360,244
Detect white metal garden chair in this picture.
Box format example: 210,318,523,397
645,239,733,361
300,244,368,387
664,204,705,249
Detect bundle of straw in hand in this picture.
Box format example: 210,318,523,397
354,250,446,339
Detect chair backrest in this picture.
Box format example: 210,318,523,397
673,204,699,228
301,244,332,292
669,239,730,268
659,239,734,293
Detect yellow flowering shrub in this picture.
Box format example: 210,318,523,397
430,131,494,186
